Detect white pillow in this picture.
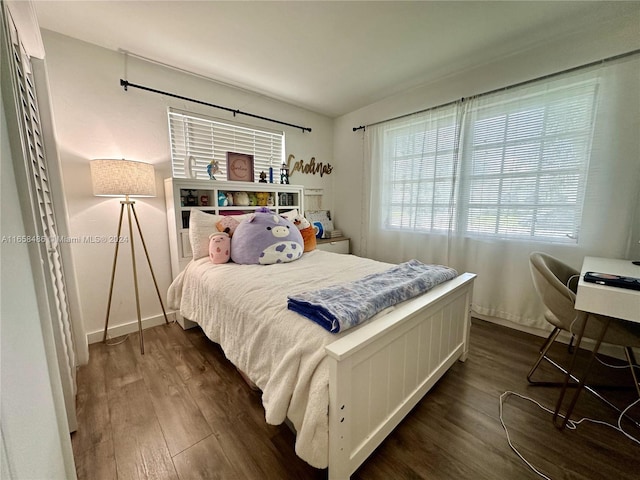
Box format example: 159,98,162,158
228,212,255,223
189,209,222,260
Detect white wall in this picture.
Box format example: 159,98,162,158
333,10,640,332
40,30,335,341
39,8,639,340
333,11,640,257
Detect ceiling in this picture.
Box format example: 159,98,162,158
33,1,639,118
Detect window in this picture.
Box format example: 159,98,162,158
383,111,460,232
380,80,598,243
168,109,284,181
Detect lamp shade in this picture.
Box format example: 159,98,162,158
90,159,156,197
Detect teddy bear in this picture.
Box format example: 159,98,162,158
231,208,303,265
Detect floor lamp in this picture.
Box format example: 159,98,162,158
90,159,169,354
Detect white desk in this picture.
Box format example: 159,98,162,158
554,256,640,428
575,257,640,323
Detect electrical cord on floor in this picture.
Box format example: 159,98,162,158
594,354,640,370
566,314,640,371
499,392,553,480
104,334,130,346
499,391,640,480
616,397,640,444
104,316,177,347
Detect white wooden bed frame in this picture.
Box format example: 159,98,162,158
176,269,475,478
325,272,475,479
175,268,475,478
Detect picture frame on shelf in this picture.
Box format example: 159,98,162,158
226,152,255,182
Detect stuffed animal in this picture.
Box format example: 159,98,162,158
281,210,316,252
299,226,317,252
231,208,303,265
290,213,311,230
217,191,228,207
233,191,250,206
208,232,230,264
216,216,241,237
225,192,234,206
256,192,269,206
248,192,258,206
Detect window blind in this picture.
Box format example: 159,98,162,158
380,79,598,243
463,82,597,240
168,109,284,181
384,111,460,232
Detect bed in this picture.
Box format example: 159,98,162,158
168,247,475,479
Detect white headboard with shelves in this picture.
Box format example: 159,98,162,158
164,178,305,277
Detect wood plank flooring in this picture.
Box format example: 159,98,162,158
72,319,640,479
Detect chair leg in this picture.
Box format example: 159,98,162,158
527,328,640,427
527,327,561,384
624,347,640,398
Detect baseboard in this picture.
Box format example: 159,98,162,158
474,313,630,361
473,313,551,339
86,310,177,344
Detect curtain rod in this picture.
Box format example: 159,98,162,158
119,79,312,133
352,48,640,132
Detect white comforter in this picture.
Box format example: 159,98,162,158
167,250,392,468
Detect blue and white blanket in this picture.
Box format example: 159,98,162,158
287,259,458,333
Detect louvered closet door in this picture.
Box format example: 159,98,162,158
6,13,77,431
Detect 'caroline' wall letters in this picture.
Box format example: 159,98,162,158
287,154,333,177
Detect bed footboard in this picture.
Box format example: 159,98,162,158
325,272,475,480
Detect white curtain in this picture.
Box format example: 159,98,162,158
363,55,640,331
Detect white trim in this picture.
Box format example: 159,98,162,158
474,312,628,361
6,1,44,58
30,57,89,366
86,311,177,344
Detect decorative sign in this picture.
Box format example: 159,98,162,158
306,210,334,238
287,154,333,177
227,152,254,182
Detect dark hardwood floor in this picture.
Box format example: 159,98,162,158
72,319,640,480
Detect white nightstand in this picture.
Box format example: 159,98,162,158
316,237,350,254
